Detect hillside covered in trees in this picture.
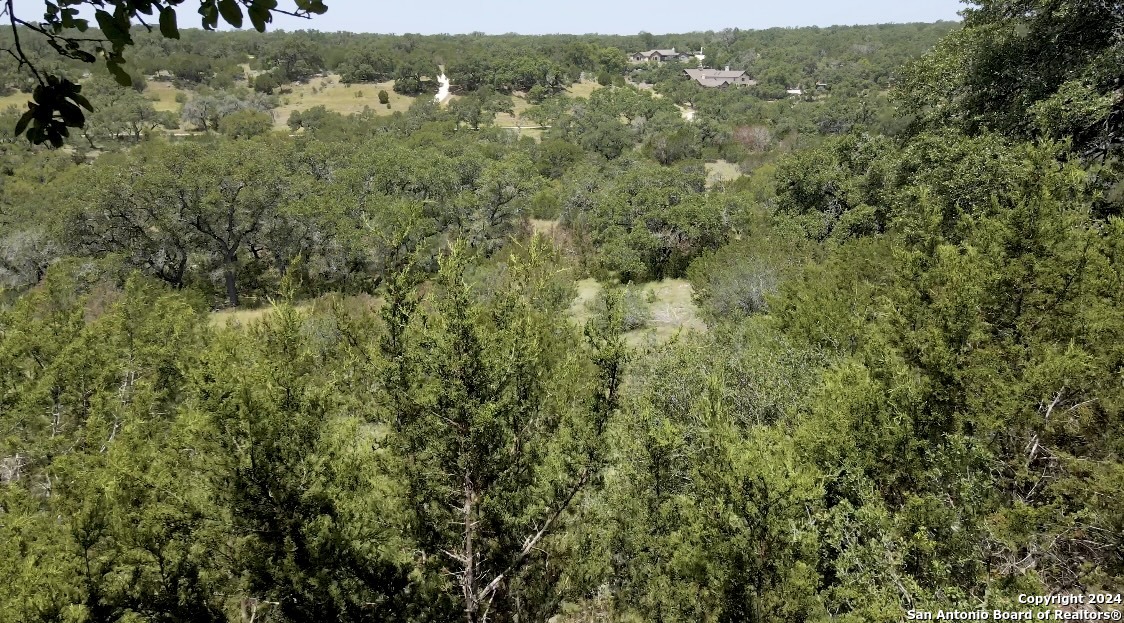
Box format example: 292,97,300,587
0,2,1122,622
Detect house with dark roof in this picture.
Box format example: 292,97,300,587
631,48,692,63
684,67,757,88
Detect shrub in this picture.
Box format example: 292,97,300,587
252,70,283,95
686,231,809,321
526,84,547,104
219,109,274,139
590,285,650,333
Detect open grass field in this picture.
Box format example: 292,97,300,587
529,219,562,237
145,81,190,113
495,127,544,141
629,279,706,346
1,73,585,132
0,80,189,116
493,94,535,128
272,74,418,129
564,80,602,99
0,90,29,113
442,94,546,139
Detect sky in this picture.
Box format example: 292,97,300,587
258,0,964,35
13,0,964,36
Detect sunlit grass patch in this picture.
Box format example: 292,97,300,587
705,159,743,188
569,277,705,346
564,80,603,99
209,293,382,329
272,74,417,128
209,305,291,328
145,81,189,113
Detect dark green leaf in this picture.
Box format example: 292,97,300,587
295,0,328,14
46,38,69,57
57,100,85,127
95,10,123,44
217,0,244,28
14,109,34,137
107,61,133,87
70,91,93,112
248,5,270,32
93,9,132,46
198,0,219,29
159,7,180,39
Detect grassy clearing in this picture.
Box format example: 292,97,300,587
209,305,294,329
705,159,743,188
272,74,418,129
145,81,190,113
564,80,602,99
569,277,706,346
0,81,189,116
529,219,561,237
210,276,701,348
209,293,381,329
442,92,544,139
630,279,706,346
569,278,604,327
493,80,601,128
493,94,535,129
503,127,545,140
0,91,29,113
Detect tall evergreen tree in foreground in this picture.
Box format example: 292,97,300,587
378,242,622,623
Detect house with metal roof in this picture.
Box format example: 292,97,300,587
684,67,757,88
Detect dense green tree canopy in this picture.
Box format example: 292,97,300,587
3,9,1124,623
900,0,1124,159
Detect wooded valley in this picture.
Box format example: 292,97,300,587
0,1,1121,621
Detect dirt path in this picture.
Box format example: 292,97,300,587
435,73,451,104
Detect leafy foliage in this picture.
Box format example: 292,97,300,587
4,0,327,145
899,0,1124,158
3,9,1124,623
